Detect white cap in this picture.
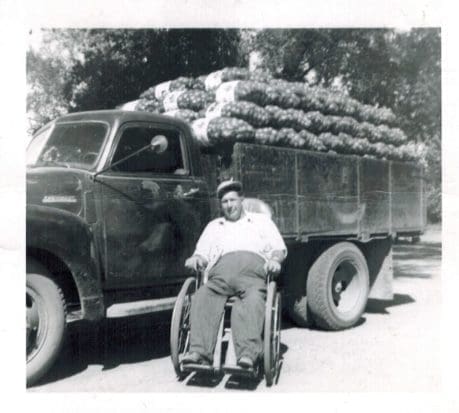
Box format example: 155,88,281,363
216,179,243,199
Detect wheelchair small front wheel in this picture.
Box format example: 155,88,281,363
264,281,281,386
170,276,196,379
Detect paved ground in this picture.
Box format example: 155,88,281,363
29,227,442,393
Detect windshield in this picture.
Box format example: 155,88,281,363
27,122,108,170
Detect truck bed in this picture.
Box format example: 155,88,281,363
202,143,426,241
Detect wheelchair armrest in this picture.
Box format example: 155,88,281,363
193,268,207,288
201,270,208,285
266,272,273,284
266,271,280,284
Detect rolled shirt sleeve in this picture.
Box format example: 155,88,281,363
193,221,217,263
256,214,287,261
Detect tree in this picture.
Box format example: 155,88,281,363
245,28,441,222
63,29,242,111
27,28,243,130
27,29,91,133
27,49,68,133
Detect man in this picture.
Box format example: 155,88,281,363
182,179,287,369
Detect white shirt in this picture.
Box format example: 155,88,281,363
193,212,287,272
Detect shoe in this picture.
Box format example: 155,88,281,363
181,352,210,365
237,356,254,369
181,352,201,364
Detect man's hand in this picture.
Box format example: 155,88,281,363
185,255,208,273
264,259,281,277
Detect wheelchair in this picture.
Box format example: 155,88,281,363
170,269,282,386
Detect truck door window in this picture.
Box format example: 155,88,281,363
111,126,186,175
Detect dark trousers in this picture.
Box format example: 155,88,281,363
189,251,267,363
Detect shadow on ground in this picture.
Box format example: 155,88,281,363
366,293,416,314
223,344,287,390
185,343,289,391
36,311,172,386
225,373,263,390
35,310,291,389
186,371,226,388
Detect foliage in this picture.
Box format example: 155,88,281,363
424,132,442,222
27,29,89,132
26,49,68,132
245,28,441,222
27,29,243,131
65,29,242,112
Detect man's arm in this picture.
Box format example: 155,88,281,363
260,215,287,259
270,250,286,263
184,220,216,272
184,254,208,273
258,214,287,276
264,250,284,276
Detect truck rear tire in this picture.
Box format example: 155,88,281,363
26,261,67,386
307,242,369,330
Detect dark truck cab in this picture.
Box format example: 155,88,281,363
26,110,425,385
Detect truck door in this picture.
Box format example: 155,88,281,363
96,122,209,289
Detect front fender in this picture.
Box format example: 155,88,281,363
26,204,104,320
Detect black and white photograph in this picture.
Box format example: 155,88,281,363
1,0,457,411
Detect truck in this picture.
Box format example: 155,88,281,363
26,110,426,385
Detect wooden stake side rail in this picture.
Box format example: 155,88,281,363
202,143,426,240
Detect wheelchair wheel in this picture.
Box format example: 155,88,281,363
264,281,281,386
170,276,196,378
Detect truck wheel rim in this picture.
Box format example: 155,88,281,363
26,287,48,362
330,260,363,315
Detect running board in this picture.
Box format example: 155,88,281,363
106,296,176,318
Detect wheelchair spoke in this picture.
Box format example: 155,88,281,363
183,332,190,353
181,308,190,328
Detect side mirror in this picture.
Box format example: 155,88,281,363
92,135,169,181
151,135,168,154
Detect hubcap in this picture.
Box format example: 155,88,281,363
26,287,48,362
334,281,343,294
331,261,361,313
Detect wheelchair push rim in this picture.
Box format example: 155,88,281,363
264,281,281,386
170,276,196,378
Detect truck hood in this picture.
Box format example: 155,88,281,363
26,167,89,217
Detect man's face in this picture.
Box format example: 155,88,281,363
220,191,243,221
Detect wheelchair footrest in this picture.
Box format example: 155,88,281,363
181,363,216,374
223,365,258,378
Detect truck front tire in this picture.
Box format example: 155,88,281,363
307,242,369,330
26,262,67,386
